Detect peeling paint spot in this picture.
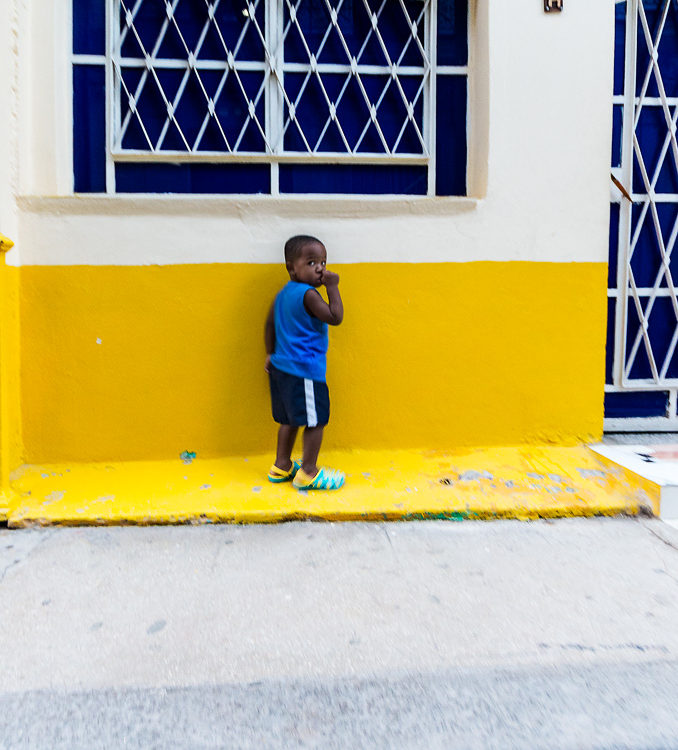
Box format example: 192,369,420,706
96,338,102,345
362,472,371,479
200,484,211,491
505,480,515,488
252,486,262,492
548,474,565,483
439,477,452,485
96,495,115,503
44,490,65,503
527,472,545,479
458,470,493,481
180,451,196,464
577,468,607,479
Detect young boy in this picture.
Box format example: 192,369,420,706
264,235,345,490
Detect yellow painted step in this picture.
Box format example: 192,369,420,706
7,446,658,527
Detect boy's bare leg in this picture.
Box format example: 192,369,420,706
302,425,324,477
275,425,298,471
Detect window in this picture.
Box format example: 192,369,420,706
73,0,468,195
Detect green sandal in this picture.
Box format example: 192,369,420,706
293,467,345,491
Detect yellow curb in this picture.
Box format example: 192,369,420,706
0,492,11,523
6,446,658,527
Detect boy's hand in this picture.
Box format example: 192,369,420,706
321,269,340,287
265,354,272,373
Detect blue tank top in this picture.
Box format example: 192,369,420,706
270,281,328,382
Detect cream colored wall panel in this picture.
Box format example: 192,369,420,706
14,0,615,267
17,194,602,266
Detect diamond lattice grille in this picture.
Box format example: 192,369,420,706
112,0,432,159
618,0,678,385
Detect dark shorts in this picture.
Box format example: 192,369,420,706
269,364,330,427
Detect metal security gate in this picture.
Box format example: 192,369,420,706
606,0,678,429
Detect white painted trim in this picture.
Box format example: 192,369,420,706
466,0,488,199
111,150,429,164
55,0,74,194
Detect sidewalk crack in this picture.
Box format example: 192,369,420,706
641,519,678,555
0,529,57,585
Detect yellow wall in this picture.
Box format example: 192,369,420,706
19,261,607,463
0,259,22,495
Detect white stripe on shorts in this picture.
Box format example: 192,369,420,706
304,378,318,427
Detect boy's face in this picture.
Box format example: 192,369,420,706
288,241,327,287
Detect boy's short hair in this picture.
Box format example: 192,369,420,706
284,235,322,264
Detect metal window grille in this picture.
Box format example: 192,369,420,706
72,0,467,194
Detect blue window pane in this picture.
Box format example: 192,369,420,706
625,295,677,380
283,73,424,155
115,163,270,193
606,297,615,384
635,0,678,99
438,0,468,66
279,164,427,195
609,202,619,289
633,106,678,194
118,68,266,153
284,0,427,67
608,202,620,289
613,1,626,96
629,203,678,287
611,105,623,168
73,0,105,55
119,1,265,61
436,75,466,196
73,65,106,192
604,390,669,418
199,0,265,61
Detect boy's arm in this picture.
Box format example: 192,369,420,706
264,300,275,373
304,270,344,325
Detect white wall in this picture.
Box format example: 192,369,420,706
0,0,22,260
11,0,615,267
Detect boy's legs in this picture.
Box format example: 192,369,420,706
275,424,298,472
302,425,324,477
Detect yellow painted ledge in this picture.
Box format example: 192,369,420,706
0,491,12,523
5,446,658,527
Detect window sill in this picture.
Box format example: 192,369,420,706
18,193,481,219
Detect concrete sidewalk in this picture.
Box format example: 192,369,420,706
2,517,678,748
2,445,657,527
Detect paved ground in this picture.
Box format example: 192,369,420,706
2,517,678,748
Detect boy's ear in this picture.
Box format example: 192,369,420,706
286,260,295,277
